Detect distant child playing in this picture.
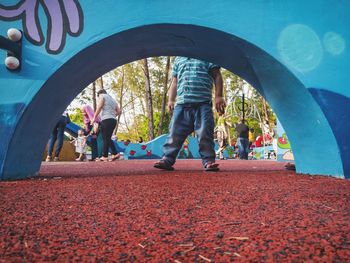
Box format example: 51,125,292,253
72,129,87,161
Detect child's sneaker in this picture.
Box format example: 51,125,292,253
204,162,219,172
284,162,296,171
154,159,174,171
110,153,121,161
53,157,59,162
45,156,51,162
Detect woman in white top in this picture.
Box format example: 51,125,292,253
92,89,121,161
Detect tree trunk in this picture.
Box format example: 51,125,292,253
157,56,170,136
142,58,155,140
262,97,270,125
92,81,97,111
99,76,104,90
115,68,125,134
130,90,139,137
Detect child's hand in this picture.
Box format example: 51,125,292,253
167,101,175,114
215,96,226,114
93,123,99,134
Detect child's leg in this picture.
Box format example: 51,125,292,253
194,104,216,166
162,105,193,166
76,153,83,161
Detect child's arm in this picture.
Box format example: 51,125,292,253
211,68,226,114
91,122,99,135
167,77,177,113
92,96,104,123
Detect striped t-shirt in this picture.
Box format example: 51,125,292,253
172,57,219,104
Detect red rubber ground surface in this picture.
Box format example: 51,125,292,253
1,160,349,262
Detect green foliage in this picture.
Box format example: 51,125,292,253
117,111,171,143
154,111,171,135
69,108,84,127
117,114,147,142
219,69,276,140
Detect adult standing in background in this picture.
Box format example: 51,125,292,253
81,105,103,161
215,112,229,160
235,118,249,160
248,128,255,148
92,89,121,162
46,111,70,162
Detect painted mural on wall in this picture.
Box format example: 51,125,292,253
123,135,240,160
123,135,200,160
248,120,295,161
219,145,236,159
66,123,247,161
277,119,294,162
95,133,236,160
178,137,194,159
0,0,84,54
250,145,276,160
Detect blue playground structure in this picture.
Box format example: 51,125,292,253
0,1,349,179
123,135,215,160
65,122,124,153
66,122,233,160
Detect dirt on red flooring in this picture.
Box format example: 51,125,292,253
0,160,349,262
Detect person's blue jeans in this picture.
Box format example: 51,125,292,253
47,116,68,157
90,131,103,159
85,123,103,160
237,137,249,160
97,132,103,158
162,102,215,166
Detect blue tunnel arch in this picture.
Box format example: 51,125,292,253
1,0,349,179
1,24,343,179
